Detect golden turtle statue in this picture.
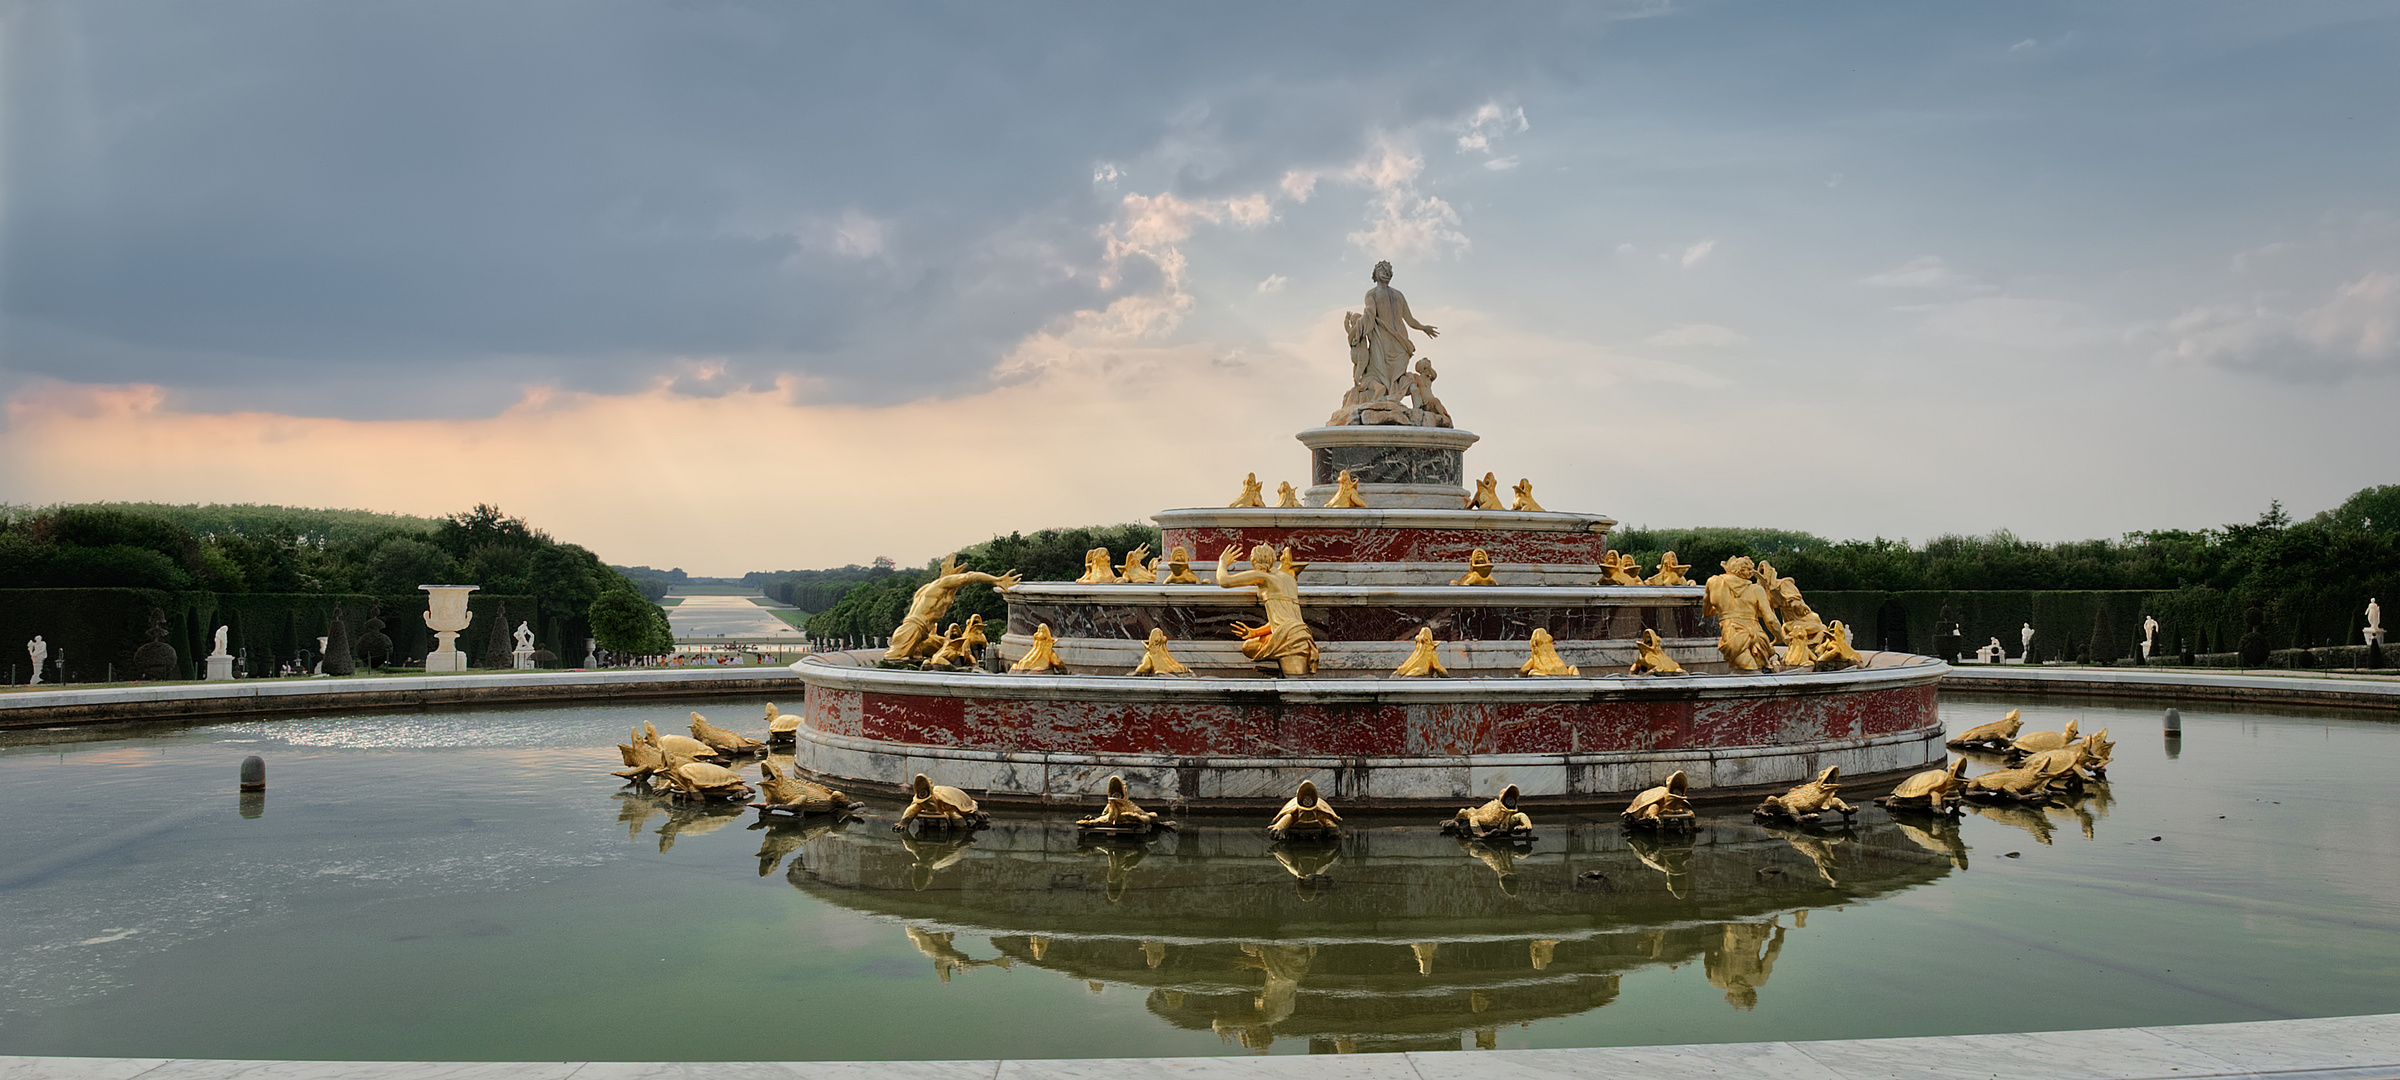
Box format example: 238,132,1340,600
689,711,766,756
1947,709,2023,750
764,702,800,745
1267,780,1342,840
1752,766,1856,824
1964,756,2073,803
1518,628,1579,676
646,721,722,763
612,724,667,784
1631,628,1685,675
1876,758,1968,813
897,773,987,832
1076,775,1174,834
1622,770,1697,831
751,759,859,819
1442,784,1534,840
657,747,755,803
2006,718,2080,760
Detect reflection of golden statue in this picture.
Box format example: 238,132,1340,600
1600,550,1645,586
1118,545,1155,583
906,926,1012,982
1161,545,1200,584
883,555,1022,662
1218,544,1318,676
1080,840,1149,903
898,773,985,830
1008,624,1066,673
1229,472,1266,508
1324,469,1370,508
1274,481,1301,508
1625,832,1694,898
1631,628,1685,675
1510,478,1545,512
1470,472,1505,510
1459,839,1525,893
1645,551,1692,586
1451,547,1497,586
1892,815,1969,868
1078,547,1119,584
1877,758,1968,813
1621,770,1695,830
1530,940,1558,970
1705,921,1786,1010
1518,628,1578,676
1217,943,1316,1049
1948,708,2023,750
1129,628,1192,677
1267,779,1341,839
1076,775,1162,829
1753,766,1855,823
1704,556,1781,672
1446,783,1533,838
1392,627,1450,677
1813,620,1863,669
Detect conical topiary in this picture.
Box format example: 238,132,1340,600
480,601,514,669
132,607,179,681
357,601,392,669
2237,606,2271,667
323,605,356,676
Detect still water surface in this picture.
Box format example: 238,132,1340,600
0,696,2395,1060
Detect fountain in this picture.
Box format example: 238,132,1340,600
788,265,1949,810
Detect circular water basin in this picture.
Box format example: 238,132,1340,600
0,693,2393,1060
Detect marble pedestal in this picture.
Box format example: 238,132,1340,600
1295,425,1479,508
425,649,467,673
513,650,536,671
204,656,234,681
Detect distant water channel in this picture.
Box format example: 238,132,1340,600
1,695,2396,1061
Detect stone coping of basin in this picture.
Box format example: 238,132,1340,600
0,667,802,726
793,651,1948,703
8,1012,2398,1079
1153,505,1615,532
1004,582,1700,604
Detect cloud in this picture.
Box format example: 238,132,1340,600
1279,170,1320,202
1256,274,1288,293
1644,323,1750,347
1680,239,1716,267
2144,271,2400,381
1860,256,1990,292
1344,138,1469,260
1456,102,1529,154
1483,156,1521,172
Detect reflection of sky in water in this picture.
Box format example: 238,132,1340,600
0,696,2393,1061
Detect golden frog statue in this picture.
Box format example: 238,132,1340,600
1160,545,1201,584
1077,547,1120,584
689,710,766,756
1451,547,1498,586
1118,544,1156,583
1622,770,1697,830
1778,625,1823,669
1510,478,1545,512
1518,627,1579,676
2007,718,2080,759
1392,626,1451,677
1267,779,1342,840
1947,708,2023,750
897,773,986,831
1600,550,1645,586
1275,481,1302,508
1229,472,1266,508
1877,758,1968,813
1704,556,1782,672
1470,472,1505,510
1753,766,1856,823
1076,775,1169,832
1219,543,1319,676
763,702,799,745
1008,624,1066,673
1812,620,1864,670
882,555,1022,663
1129,628,1193,676
1631,628,1685,675
1324,469,1371,508
1444,783,1534,839
1645,551,1693,587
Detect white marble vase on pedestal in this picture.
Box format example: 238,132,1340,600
421,585,480,673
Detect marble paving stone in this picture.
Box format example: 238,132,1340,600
574,1063,1001,1080
2141,1013,2400,1073
1790,1028,2238,1080
0,1057,169,1080
1412,1042,1844,1080
136,1062,584,1080
995,1054,1420,1080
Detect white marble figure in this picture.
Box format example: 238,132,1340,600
1975,637,2006,664
1331,261,1446,426
2367,598,2384,645
2021,623,2035,655
314,636,329,675
210,625,232,659
512,621,537,670
2142,614,2159,658
26,636,46,686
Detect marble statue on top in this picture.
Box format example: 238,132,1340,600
2141,614,2159,660
1328,261,1451,427
2022,622,2035,654
25,636,46,686
210,625,232,659
2366,598,2383,645
512,621,537,669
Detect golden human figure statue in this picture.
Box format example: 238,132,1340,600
1518,628,1579,676
921,623,973,669
1118,544,1155,583
1630,628,1685,674
1470,472,1505,510
1130,628,1193,676
1600,550,1645,586
1324,469,1370,508
1009,624,1066,673
1076,775,1161,829
1275,481,1301,508
1229,472,1266,508
1268,779,1342,839
1161,545,1201,584
1510,478,1545,512
1451,547,1498,586
1217,544,1318,675
1757,561,1825,641
1077,547,1120,584
1645,551,1693,587
1812,620,1863,669
1704,556,1782,672
1392,626,1450,677
1446,784,1534,838
882,555,1022,663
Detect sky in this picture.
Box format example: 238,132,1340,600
2,1,2394,575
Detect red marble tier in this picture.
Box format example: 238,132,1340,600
805,682,1935,759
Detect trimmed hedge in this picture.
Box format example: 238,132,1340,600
1802,586,2374,662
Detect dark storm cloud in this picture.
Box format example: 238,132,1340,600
0,0,1636,417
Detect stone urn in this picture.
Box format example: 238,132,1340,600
420,584,480,673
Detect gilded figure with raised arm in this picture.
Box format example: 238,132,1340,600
1350,260,1439,395
1118,544,1155,583
1703,556,1782,672
882,555,1022,663
1218,543,1318,676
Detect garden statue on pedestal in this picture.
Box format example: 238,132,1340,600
24,636,44,686
2021,622,2035,658
203,625,234,681
2142,614,2159,660
512,621,537,670
2368,598,2384,646
1218,543,1319,676
1328,261,1449,427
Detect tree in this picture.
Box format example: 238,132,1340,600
323,604,356,676
480,601,515,669
590,589,674,656
357,601,393,668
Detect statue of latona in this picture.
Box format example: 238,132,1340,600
1329,261,1451,427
